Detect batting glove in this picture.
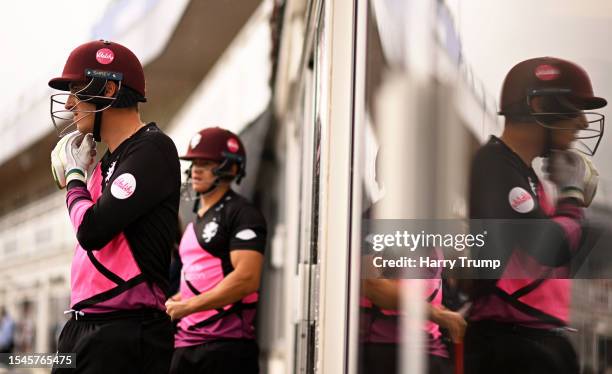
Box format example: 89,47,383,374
50,131,96,189
547,150,598,206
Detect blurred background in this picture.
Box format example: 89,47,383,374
0,0,611,373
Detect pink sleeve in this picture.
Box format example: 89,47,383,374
66,185,94,231
552,200,584,252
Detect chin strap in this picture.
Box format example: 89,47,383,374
192,192,201,214
203,177,221,195
93,104,104,142
190,158,241,214
192,177,222,214
542,128,553,157
532,113,554,157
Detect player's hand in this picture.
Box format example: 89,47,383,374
51,131,96,188
65,131,96,184
580,154,599,206
165,293,182,308
51,135,70,189
546,150,598,206
165,299,193,321
431,306,467,343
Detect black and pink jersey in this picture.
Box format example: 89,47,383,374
468,136,584,328
360,205,448,357
65,123,181,313
360,279,448,358
174,190,267,348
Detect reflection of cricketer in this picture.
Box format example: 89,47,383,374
464,57,606,374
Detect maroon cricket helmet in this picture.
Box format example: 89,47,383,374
181,127,247,183
499,57,606,115
49,40,146,100
498,57,607,155
181,127,246,161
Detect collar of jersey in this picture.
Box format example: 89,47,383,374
489,135,534,173
196,189,235,220
107,122,157,156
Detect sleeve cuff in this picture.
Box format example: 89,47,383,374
67,180,87,190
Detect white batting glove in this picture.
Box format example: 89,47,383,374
51,139,68,189
581,155,599,207
50,131,96,188
547,150,598,207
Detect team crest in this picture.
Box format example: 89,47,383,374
190,133,202,149
202,221,219,243
105,161,117,184
527,177,538,196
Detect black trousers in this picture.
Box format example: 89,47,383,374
170,339,259,374
51,309,174,374
360,343,452,374
464,321,579,374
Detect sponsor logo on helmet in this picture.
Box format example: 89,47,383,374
190,133,202,149
96,48,115,65
227,138,240,153
534,64,560,81
111,173,136,199
508,186,535,213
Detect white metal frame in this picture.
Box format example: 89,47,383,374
272,0,358,371
346,0,369,372
315,0,357,372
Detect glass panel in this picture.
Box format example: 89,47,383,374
294,3,326,373
353,1,612,373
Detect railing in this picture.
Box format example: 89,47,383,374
0,192,75,262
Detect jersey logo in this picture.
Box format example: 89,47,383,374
110,173,136,199
105,161,117,184
235,229,257,240
202,222,219,243
508,187,534,213
527,177,538,196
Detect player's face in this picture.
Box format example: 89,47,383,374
66,83,96,134
550,112,588,151
191,160,220,193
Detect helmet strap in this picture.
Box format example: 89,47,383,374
531,113,558,157
543,128,553,157
189,157,241,215
193,177,222,214
93,104,104,142
192,192,201,214
202,177,221,196
213,157,245,184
